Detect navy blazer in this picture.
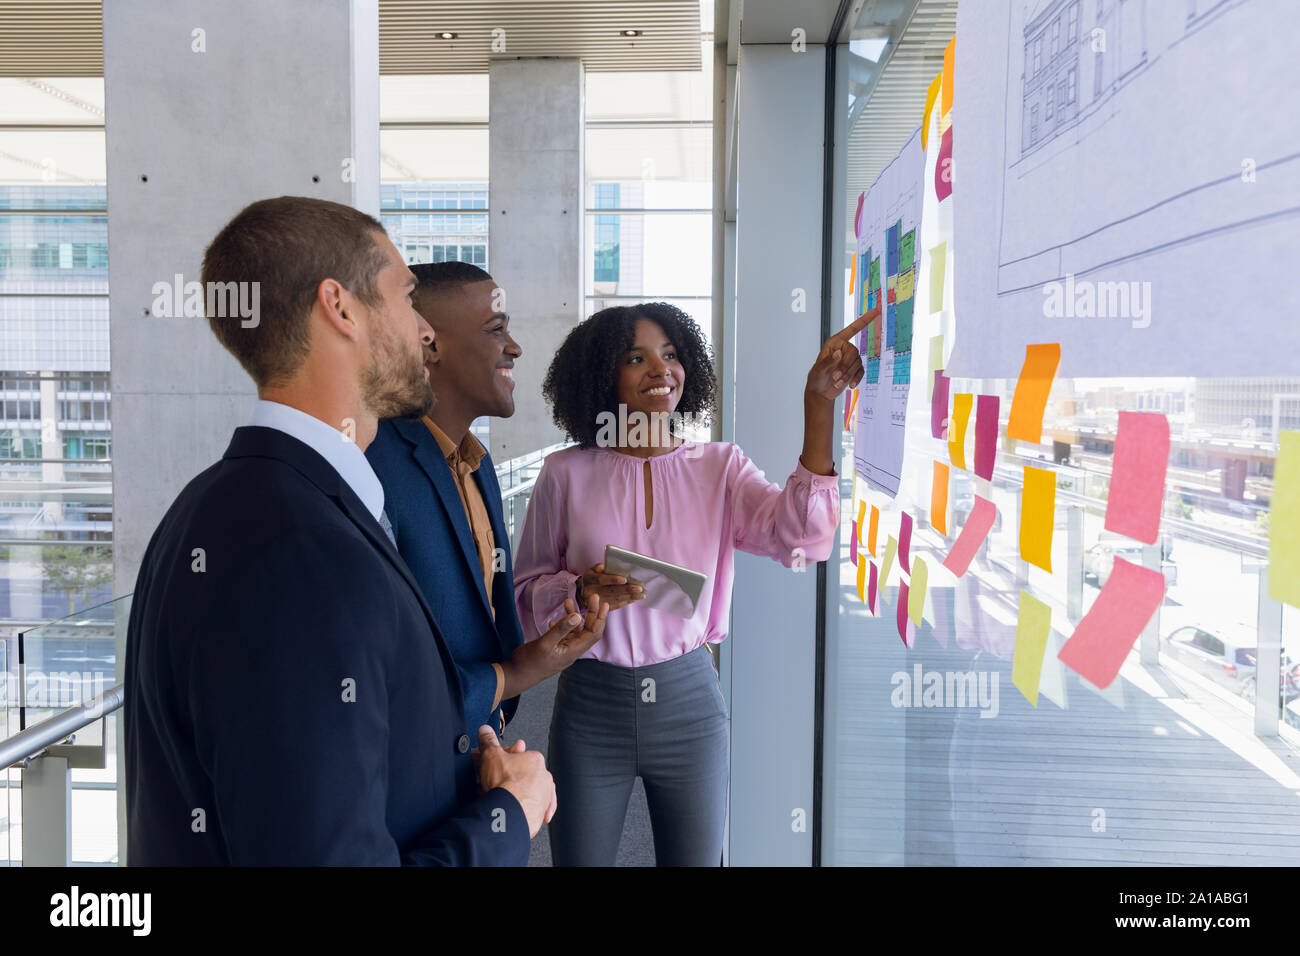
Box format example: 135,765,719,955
124,426,529,866
366,418,525,732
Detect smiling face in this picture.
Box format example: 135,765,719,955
615,317,685,419
420,277,521,422
359,232,435,420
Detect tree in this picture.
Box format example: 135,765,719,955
41,544,113,616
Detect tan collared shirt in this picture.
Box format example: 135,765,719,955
422,418,505,721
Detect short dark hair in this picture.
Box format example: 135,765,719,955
542,302,716,447
201,196,389,388
411,261,494,314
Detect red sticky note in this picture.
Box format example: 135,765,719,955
974,394,999,480
931,370,950,439
850,520,859,565
897,580,912,647
943,495,996,577
867,561,878,614
899,511,913,574
935,125,953,202
1058,558,1165,689
1105,411,1170,545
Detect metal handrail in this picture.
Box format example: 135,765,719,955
0,683,123,770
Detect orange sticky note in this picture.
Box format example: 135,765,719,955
921,71,942,152
940,37,955,118
1020,465,1056,572
849,254,858,304
932,460,949,536
867,505,880,556
949,393,973,470
1007,343,1061,443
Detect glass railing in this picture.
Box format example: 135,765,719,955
2,594,129,866
496,441,572,550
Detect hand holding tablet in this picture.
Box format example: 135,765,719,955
602,545,708,620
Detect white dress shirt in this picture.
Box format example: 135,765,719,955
249,400,385,522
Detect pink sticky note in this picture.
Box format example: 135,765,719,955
1058,558,1165,689
1105,411,1170,545
867,561,879,614
931,370,950,439
850,520,859,565
899,512,913,574
974,394,999,481
854,191,865,238
942,495,996,577
935,126,953,202
897,580,912,647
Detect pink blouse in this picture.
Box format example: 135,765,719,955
512,442,840,667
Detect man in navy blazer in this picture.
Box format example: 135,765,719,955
124,197,592,865
367,263,608,735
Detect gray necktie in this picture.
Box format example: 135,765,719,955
378,509,396,545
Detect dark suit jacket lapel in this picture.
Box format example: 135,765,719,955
394,419,497,626
224,426,460,679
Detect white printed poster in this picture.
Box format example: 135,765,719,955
951,0,1300,378
854,127,925,498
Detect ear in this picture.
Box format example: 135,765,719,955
316,277,359,342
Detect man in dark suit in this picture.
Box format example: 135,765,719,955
124,197,599,865
367,262,608,735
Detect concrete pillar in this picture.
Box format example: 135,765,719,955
487,59,584,462
104,0,380,864
727,42,826,867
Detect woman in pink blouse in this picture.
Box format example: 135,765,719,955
514,302,867,866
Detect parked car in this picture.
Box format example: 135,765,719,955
1084,533,1177,588
1160,624,1256,693
1239,652,1300,703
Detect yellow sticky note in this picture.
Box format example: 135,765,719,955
881,534,898,594
949,393,973,470
867,505,880,556
927,334,944,400
908,557,928,626
897,268,916,302
929,241,947,314
849,254,858,303
921,71,941,152
1012,590,1052,706
1020,465,1057,572
856,551,867,604
1270,430,1300,608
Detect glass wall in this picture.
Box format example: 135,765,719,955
822,0,1300,865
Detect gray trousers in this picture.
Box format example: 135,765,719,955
546,646,729,866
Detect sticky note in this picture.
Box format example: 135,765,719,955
897,580,911,647
868,505,880,555
943,495,996,577
899,512,913,574
849,254,858,304
1007,343,1061,443
850,520,858,565
854,191,865,239
882,534,898,592
1058,558,1165,689
1270,430,1300,608
1012,590,1052,707
1105,411,1170,545
927,335,944,400
932,460,950,536
935,125,953,202
921,71,941,152
867,560,879,614
897,267,916,303
856,550,866,601
941,38,955,117
1020,465,1056,572
909,557,928,627
974,395,999,481
932,370,950,440
948,393,972,469
928,242,947,314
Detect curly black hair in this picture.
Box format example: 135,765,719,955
542,302,717,447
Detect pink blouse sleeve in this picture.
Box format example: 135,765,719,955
512,458,580,642
728,446,841,566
